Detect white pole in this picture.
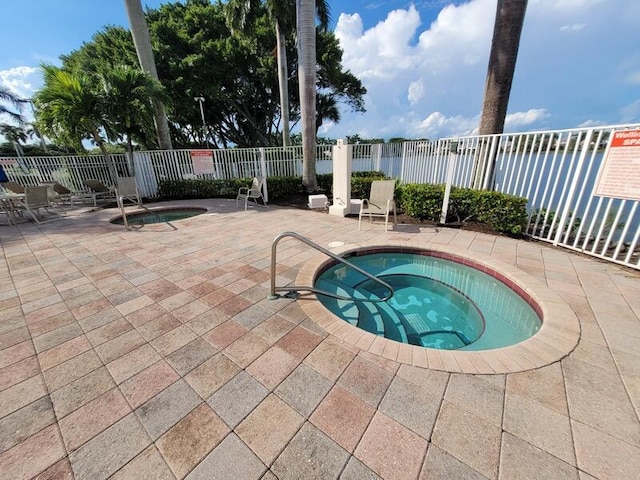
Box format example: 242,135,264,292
440,138,459,224
194,96,210,149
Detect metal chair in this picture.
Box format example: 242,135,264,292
236,177,267,210
358,180,397,231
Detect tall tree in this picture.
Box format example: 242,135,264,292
0,87,25,124
226,0,329,147
123,0,173,150
100,64,166,157
478,0,528,134
297,0,317,191
34,65,117,178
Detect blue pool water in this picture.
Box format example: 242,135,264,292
315,252,541,351
111,207,207,225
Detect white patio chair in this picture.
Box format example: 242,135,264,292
236,176,267,210
116,176,142,210
81,179,116,207
358,180,397,231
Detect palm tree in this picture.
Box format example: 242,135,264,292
478,0,528,134
34,65,118,179
296,0,319,191
226,0,329,148
123,0,173,150
0,87,25,124
100,64,166,158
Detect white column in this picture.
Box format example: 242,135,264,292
329,139,353,217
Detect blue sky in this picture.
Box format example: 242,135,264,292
1,0,639,141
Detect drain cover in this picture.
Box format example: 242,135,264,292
328,241,345,248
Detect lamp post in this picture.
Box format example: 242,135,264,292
194,96,210,149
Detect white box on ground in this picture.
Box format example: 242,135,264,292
308,194,328,209
349,199,362,215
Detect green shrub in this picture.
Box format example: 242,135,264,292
399,183,528,235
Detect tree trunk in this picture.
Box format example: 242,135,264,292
91,128,118,181
296,0,317,191
478,0,528,135
124,0,173,150
275,23,291,147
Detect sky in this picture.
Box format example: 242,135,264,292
1,0,639,142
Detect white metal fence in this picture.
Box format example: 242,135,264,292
2,125,639,270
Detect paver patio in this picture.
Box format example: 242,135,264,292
0,199,639,479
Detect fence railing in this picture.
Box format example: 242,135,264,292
2,125,639,270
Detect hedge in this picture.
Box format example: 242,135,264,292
398,183,528,235
158,175,527,235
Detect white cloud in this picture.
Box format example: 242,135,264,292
619,99,640,123
407,80,424,105
0,66,40,99
559,23,586,32
626,71,640,85
415,111,479,138
504,109,550,129
577,119,606,128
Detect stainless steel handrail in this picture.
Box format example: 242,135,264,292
269,231,394,302
119,195,177,231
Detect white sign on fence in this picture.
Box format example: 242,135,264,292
191,150,215,175
595,129,640,200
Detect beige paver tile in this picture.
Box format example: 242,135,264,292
247,346,299,389
28,311,75,337
0,340,35,369
224,331,270,369
355,412,428,480
252,314,295,344
50,366,115,419
69,413,151,480
186,433,266,480
0,424,65,480
0,374,47,418
86,318,133,346
157,403,229,478
116,294,155,316
310,385,375,453
42,349,102,392
137,313,181,341
0,325,30,349
150,325,197,357
572,420,640,480
207,371,269,428
184,352,240,399
166,337,218,376
505,362,568,414
95,329,146,364
420,444,487,480
33,322,84,353
432,401,501,479
0,396,56,455
38,335,91,371
237,394,304,465
0,355,40,391
338,356,394,407
59,387,131,451
272,423,348,480
171,300,210,323
110,445,174,480
303,337,357,381
446,374,504,428
500,432,579,480
203,320,248,350
276,325,324,360
120,361,180,409
106,344,161,384
125,304,169,328
33,457,74,480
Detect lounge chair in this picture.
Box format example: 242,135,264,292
358,180,397,231
116,176,142,208
236,176,267,210
1,181,25,194
21,186,63,224
81,179,116,207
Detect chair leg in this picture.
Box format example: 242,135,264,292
358,212,362,230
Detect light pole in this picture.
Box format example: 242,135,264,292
194,96,210,149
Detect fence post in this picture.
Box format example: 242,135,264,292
259,147,268,203
440,139,459,224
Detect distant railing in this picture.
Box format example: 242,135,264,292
2,125,639,270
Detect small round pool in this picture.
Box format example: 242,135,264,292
110,207,207,225
315,251,542,351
